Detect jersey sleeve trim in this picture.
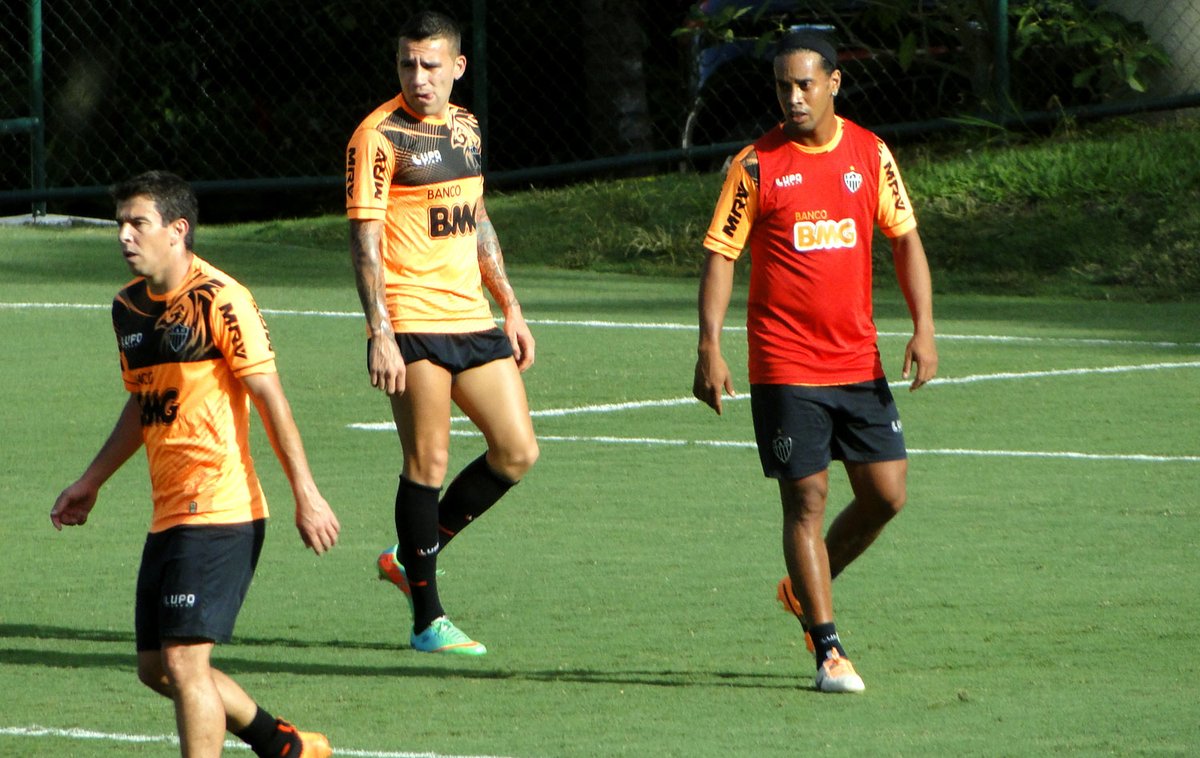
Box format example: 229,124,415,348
231,359,278,379
702,145,758,260
875,138,917,238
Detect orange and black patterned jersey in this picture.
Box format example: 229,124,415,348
704,117,917,385
112,255,276,532
345,95,494,334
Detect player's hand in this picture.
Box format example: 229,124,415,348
902,330,938,391
693,351,736,415
505,309,536,372
295,493,340,556
50,481,98,530
368,336,406,395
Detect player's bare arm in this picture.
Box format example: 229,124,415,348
891,229,938,391
51,395,143,529
243,371,341,555
694,252,737,415
350,218,406,394
475,197,535,371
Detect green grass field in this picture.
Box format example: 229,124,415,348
1,221,1198,757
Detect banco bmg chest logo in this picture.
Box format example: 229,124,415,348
428,202,476,238
138,388,181,426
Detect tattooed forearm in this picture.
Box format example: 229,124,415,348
477,218,519,312
349,220,392,337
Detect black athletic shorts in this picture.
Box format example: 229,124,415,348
370,328,514,375
750,378,907,481
134,520,265,651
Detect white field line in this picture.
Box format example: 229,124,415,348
0,725,517,758
337,426,1200,463
347,360,1200,426
347,361,1200,463
5,301,1197,462
3,301,1199,350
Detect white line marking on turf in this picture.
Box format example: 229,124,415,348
0,301,109,311
3,302,1198,350
340,428,1200,463
7,301,1197,463
344,360,1200,431
0,725,182,747
930,361,1200,385
912,448,1200,463
0,725,518,758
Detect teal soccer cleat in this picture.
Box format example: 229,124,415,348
411,616,487,656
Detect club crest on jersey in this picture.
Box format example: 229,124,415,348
843,170,863,193
168,324,191,353
772,431,793,463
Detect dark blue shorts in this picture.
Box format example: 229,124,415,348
750,378,907,480
371,328,514,375
135,520,265,651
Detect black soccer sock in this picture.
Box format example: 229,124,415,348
438,454,516,547
396,475,446,632
234,707,301,758
809,622,848,669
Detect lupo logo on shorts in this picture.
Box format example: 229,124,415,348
163,593,197,608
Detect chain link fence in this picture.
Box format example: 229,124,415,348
3,0,1199,218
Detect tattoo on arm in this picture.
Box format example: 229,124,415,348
476,217,519,311
349,221,391,336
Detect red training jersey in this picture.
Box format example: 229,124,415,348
703,117,917,385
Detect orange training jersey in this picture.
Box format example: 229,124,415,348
345,95,494,334
703,117,917,385
112,256,276,532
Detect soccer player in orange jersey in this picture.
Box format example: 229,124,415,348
692,31,938,693
51,171,339,756
346,11,538,656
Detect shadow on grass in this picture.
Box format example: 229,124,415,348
0,623,801,691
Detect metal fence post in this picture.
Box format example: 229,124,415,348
472,0,488,173
28,0,46,216
993,0,1012,117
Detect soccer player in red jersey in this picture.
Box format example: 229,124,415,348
346,11,538,656
693,31,938,693
51,171,339,755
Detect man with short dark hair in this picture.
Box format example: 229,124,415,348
693,31,938,693
346,10,538,656
51,170,339,756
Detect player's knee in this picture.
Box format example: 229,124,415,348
137,657,168,693
888,488,907,514
780,478,828,522
870,486,906,520
491,439,539,482
159,644,209,688
515,439,540,477
405,449,451,486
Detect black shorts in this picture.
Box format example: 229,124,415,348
372,328,514,375
135,520,265,651
750,379,907,481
